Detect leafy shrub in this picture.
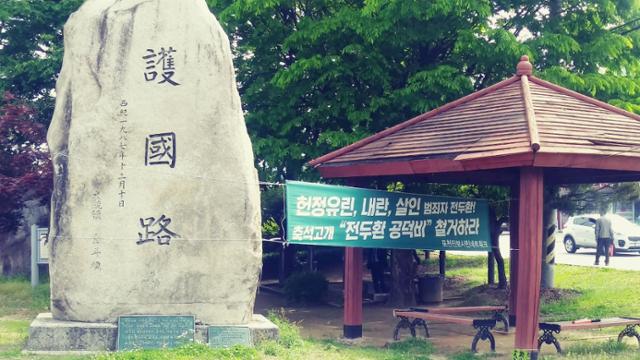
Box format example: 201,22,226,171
261,217,280,238
266,309,304,349
283,271,328,304
512,349,530,360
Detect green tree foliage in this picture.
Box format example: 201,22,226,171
208,0,640,181
494,0,640,112
3,1,640,182
207,1,640,294
0,0,83,121
210,0,492,181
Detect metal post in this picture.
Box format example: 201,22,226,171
30,224,39,287
308,246,315,272
509,182,520,326
438,251,446,276
279,244,295,285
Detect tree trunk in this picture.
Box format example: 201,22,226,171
389,249,417,306
488,252,495,285
493,233,508,289
549,0,562,31
0,232,30,276
0,202,49,276
279,244,296,285
549,0,562,19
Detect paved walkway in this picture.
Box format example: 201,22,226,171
452,233,640,271
555,247,640,271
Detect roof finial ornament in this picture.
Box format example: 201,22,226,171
517,55,533,76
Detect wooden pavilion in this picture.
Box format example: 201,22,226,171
309,56,640,356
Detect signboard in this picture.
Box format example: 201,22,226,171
208,326,251,348
117,315,195,350
36,228,49,264
286,181,490,251
30,225,49,287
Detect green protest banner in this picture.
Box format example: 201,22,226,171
286,181,491,251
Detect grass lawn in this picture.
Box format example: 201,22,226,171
1,257,640,359
0,276,51,359
442,255,640,321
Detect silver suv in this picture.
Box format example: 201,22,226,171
562,214,640,254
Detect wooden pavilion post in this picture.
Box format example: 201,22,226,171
509,182,519,326
343,179,366,339
343,247,363,338
514,168,543,358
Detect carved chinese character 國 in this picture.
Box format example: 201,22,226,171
145,132,176,168
137,215,180,246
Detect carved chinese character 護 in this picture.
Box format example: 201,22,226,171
142,47,181,86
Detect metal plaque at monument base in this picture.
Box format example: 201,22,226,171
208,326,252,348
117,315,195,350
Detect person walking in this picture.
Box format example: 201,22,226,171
595,210,615,266
367,248,388,293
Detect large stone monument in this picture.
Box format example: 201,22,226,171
26,0,277,352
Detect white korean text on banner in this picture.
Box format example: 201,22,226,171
286,181,491,251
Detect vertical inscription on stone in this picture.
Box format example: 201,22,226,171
117,100,129,208
90,232,102,271
91,191,103,220
117,315,195,350
90,191,102,270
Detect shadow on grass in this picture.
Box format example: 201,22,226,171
312,337,434,360
542,339,637,359
448,351,501,360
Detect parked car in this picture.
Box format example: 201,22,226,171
562,214,640,254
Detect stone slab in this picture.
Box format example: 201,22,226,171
47,0,262,325
25,313,117,352
24,313,279,353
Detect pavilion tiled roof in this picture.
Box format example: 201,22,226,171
309,56,640,177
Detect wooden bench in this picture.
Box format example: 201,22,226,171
393,306,509,352
538,317,640,353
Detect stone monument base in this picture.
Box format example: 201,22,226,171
24,313,279,354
